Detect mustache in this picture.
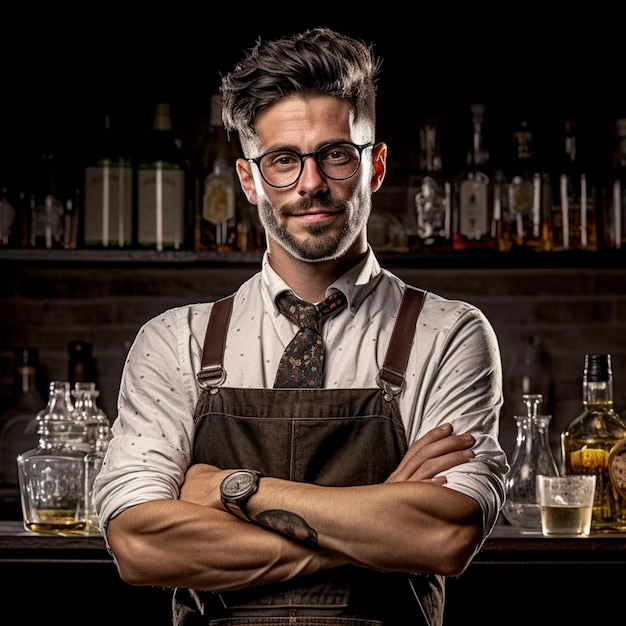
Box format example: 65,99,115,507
280,197,346,215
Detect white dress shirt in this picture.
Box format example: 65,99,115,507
94,247,508,545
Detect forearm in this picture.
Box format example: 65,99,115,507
106,499,346,591
245,478,483,576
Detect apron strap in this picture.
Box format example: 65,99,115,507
197,294,235,389
377,286,426,399
197,286,427,393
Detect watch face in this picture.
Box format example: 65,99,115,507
222,470,257,497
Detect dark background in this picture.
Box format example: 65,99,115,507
2,8,624,193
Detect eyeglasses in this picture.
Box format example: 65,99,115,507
247,141,374,189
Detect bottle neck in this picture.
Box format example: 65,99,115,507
419,125,442,173
582,379,614,407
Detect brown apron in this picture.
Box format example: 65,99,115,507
173,287,444,626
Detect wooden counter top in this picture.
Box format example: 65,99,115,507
1,520,625,564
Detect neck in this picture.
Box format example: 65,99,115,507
267,235,367,302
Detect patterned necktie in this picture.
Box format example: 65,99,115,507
274,290,347,388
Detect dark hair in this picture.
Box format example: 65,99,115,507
220,27,381,145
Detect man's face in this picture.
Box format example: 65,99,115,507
239,95,383,262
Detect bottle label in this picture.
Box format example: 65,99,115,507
459,175,489,238
203,174,235,225
414,176,450,244
84,165,133,246
137,166,185,250
30,194,64,249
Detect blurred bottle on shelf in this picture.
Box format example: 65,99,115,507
83,113,134,248
0,184,16,247
502,120,552,252
604,118,626,250
406,119,451,251
550,119,598,251
195,94,238,252
29,152,66,249
452,103,497,251
137,103,187,251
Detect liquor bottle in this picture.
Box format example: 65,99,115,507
137,103,187,251
407,120,451,251
67,340,97,387
195,94,238,252
17,380,88,534
508,334,554,418
561,354,626,530
550,119,598,251
452,103,497,251
503,120,552,251
83,113,134,248
0,184,16,247
503,393,559,533
604,118,626,250
0,348,46,517
29,152,65,249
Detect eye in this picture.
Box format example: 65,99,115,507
264,151,300,170
319,144,355,166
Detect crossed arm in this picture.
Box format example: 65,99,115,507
106,423,483,592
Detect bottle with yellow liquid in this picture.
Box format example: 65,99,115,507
561,354,626,531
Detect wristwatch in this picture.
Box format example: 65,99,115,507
220,469,262,521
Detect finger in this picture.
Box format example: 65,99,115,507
388,433,475,482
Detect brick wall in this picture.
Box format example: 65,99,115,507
1,251,625,463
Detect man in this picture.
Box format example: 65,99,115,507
94,27,508,626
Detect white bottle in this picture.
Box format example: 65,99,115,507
137,103,187,250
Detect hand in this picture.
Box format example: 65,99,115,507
386,423,475,484
179,463,226,508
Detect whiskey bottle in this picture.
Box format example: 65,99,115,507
137,103,187,251
83,113,134,248
195,94,238,252
407,120,451,251
452,104,496,251
503,120,552,251
550,119,598,251
561,354,626,530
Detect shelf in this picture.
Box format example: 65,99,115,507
0,248,624,269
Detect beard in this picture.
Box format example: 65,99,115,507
256,186,371,262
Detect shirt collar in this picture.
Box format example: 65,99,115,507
260,246,383,317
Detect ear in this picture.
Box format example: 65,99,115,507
370,142,387,193
236,158,258,205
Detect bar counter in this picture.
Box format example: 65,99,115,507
2,520,623,624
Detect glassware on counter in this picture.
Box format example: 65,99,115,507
502,393,560,533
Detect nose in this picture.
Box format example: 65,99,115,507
297,154,328,195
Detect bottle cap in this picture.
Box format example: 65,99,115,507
584,354,612,382
14,346,39,367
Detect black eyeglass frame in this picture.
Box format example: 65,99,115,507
246,141,374,189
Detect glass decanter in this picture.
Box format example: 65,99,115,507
16,381,88,534
502,393,559,533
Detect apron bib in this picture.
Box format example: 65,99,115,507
173,288,443,626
